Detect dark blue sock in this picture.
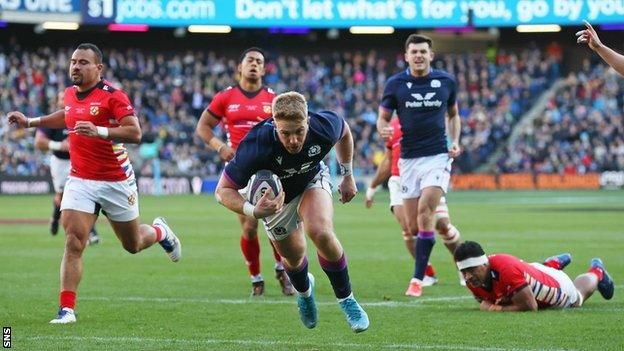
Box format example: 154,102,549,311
414,231,436,280
319,253,351,299
285,256,310,293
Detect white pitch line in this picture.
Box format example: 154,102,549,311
26,335,575,351
79,295,473,307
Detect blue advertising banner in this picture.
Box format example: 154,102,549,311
0,0,80,13
81,0,116,24
111,0,624,27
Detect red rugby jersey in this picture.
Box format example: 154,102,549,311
207,85,275,150
385,117,402,177
466,254,570,309
64,80,136,181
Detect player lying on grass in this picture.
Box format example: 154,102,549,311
455,241,614,312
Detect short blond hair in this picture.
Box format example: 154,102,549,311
272,91,307,122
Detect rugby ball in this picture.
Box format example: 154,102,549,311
247,170,282,205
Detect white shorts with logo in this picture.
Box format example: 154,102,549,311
50,155,71,193
262,166,332,241
399,153,452,199
61,176,140,222
530,263,581,308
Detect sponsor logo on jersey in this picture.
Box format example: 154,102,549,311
276,156,283,165
308,145,321,157
90,106,99,116
227,104,240,112
64,106,71,112
76,108,85,114
245,105,258,111
406,82,412,89
263,105,272,114
405,92,442,108
431,79,441,88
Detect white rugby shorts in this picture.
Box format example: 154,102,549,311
61,176,140,222
262,165,332,241
50,155,71,193
398,153,452,199
388,175,403,208
530,263,580,308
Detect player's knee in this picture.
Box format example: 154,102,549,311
121,241,141,254
64,231,87,254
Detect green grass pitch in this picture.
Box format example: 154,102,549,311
1,190,623,350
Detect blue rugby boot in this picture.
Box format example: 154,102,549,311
153,217,182,262
297,273,318,329
544,253,572,270
338,293,369,333
591,258,614,300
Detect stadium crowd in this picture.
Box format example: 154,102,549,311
1,39,594,178
497,60,624,174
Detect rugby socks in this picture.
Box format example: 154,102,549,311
152,225,163,242
543,258,561,270
240,236,261,277
285,256,310,295
319,253,351,299
425,263,436,277
588,266,604,281
414,231,436,280
60,290,76,309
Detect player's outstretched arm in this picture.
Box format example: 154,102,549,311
196,109,235,161
446,102,461,158
335,121,357,204
577,20,624,77
482,286,537,312
376,107,393,140
365,149,392,208
74,115,141,143
7,109,65,129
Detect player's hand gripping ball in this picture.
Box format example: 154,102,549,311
247,170,282,205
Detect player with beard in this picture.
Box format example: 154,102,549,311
8,43,181,324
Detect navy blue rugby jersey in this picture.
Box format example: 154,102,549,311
380,68,457,158
39,128,70,160
224,111,344,203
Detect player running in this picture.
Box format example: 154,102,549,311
7,43,181,324
377,34,462,297
196,47,294,297
34,91,99,244
455,241,615,312
366,117,463,287
215,91,369,333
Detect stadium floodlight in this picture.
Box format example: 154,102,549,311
516,24,561,33
187,25,231,33
349,26,394,34
41,22,80,30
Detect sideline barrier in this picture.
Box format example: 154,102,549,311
451,173,601,190
0,172,618,194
